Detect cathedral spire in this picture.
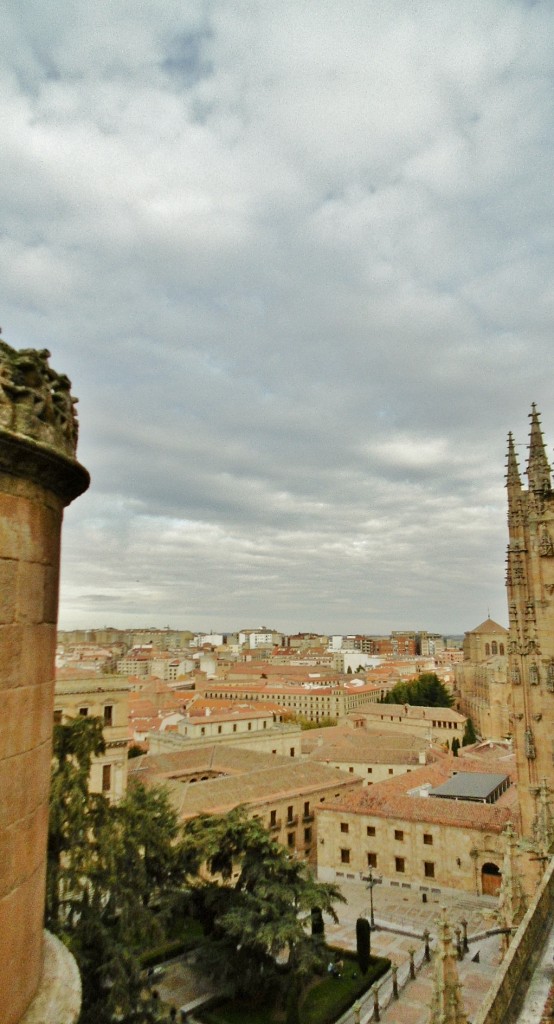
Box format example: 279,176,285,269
527,405,551,493
506,432,522,500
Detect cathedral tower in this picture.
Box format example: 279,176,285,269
506,406,554,842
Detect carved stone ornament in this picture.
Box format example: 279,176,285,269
0,340,79,457
529,663,540,686
539,525,554,557
525,729,536,760
547,661,554,693
511,663,521,685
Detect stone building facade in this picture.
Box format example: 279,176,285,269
0,340,88,1024
129,746,362,866
505,407,554,840
455,618,510,740
54,675,130,802
316,755,518,895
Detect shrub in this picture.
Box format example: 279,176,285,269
356,917,371,974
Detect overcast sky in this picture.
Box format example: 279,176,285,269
2,1,553,636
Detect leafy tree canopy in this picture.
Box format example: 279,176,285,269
47,716,183,1024
381,672,454,708
462,716,478,745
182,807,345,996
47,720,347,1019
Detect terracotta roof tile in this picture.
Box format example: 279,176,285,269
318,754,520,833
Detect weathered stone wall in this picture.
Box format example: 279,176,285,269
472,855,554,1024
0,341,88,1024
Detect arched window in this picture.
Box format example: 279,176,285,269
499,644,505,656
485,643,490,656
491,642,498,655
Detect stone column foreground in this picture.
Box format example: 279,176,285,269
0,340,89,1024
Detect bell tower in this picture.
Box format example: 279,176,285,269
506,406,554,842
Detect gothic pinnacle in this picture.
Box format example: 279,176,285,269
527,405,551,493
506,432,522,496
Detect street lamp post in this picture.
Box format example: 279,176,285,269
366,868,376,928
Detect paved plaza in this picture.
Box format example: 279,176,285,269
322,876,503,1023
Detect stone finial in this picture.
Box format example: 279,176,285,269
496,822,527,952
0,340,79,458
428,908,468,1024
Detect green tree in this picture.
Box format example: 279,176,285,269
451,736,460,757
356,917,371,974
382,673,453,708
46,717,184,1024
462,717,478,746
47,715,106,930
182,808,344,997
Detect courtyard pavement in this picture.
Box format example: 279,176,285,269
321,876,502,1024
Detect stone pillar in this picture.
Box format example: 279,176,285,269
428,908,468,1024
0,340,89,1024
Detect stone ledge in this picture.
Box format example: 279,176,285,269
0,429,89,505
19,931,81,1024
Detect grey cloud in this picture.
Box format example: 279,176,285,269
2,0,553,633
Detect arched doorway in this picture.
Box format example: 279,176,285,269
481,862,502,895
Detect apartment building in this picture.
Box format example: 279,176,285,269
129,746,362,865
54,674,130,802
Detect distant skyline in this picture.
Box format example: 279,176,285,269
3,2,554,634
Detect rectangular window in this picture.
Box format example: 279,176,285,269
395,857,405,873
270,809,277,827
394,830,404,841
217,725,222,734
53,709,62,724
304,801,310,817
367,826,376,837
340,848,351,865
388,768,394,775
102,764,111,792
79,707,88,717
367,767,373,774
424,861,435,879
340,822,349,834
304,827,312,844
367,852,377,868
248,722,252,730
290,747,295,757
103,705,113,726
423,833,433,846
287,832,295,848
